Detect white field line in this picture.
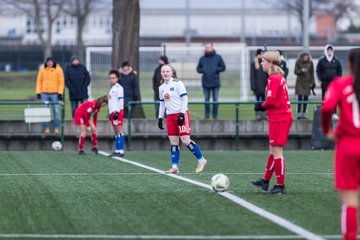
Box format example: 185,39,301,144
0,172,333,176
0,233,345,239
98,151,325,240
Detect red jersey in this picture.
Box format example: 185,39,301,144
262,73,292,122
322,75,360,137
74,100,100,126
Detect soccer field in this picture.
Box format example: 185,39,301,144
0,150,342,239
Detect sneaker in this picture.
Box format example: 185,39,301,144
332,113,339,121
195,158,207,173
251,178,269,191
109,152,124,158
165,168,179,175
54,128,60,134
265,185,286,195
44,128,50,134
91,147,98,154
78,151,86,155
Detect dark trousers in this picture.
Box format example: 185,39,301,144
71,99,87,118
203,87,219,119
297,95,309,113
321,82,336,114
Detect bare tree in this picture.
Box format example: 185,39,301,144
112,0,144,118
62,0,95,62
4,0,64,59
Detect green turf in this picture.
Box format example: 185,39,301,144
0,150,341,239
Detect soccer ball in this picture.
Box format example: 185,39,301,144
210,173,230,192
52,141,62,151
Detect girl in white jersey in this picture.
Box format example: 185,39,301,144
108,69,125,157
158,64,207,174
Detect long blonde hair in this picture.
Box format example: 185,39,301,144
262,51,284,76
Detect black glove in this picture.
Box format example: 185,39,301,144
254,102,266,112
58,94,63,101
113,111,119,120
177,113,185,125
37,94,41,100
158,118,164,130
311,84,316,96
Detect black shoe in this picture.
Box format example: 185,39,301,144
91,147,98,154
109,152,124,158
265,185,286,195
79,151,86,155
251,179,269,191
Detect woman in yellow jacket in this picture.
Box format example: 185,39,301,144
36,57,64,134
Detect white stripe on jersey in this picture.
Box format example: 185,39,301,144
159,79,188,115
108,83,124,114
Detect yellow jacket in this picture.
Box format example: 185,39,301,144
36,64,64,94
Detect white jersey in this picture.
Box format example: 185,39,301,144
159,78,188,115
108,83,124,114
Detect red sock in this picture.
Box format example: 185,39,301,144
91,134,97,148
342,205,358,240
274,157,285,185
263,154,274,181
79,136,85,151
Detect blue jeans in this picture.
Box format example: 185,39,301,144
71,99,87,118
41,93,60,129
203,87,219,119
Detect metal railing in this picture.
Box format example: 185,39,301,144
0,101,65,147
127,100,323,150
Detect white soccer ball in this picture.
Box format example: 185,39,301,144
210,173,230,192
52,141,62,151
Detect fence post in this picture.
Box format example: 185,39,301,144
235,103,239,143
127,102,132,151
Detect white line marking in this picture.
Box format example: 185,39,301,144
0,234,344,239
98,151,325,240
0,172,333,176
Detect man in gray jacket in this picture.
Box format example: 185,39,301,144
197,42,226,119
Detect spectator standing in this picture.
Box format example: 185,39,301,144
321,48,360,240
196,42,226,119
118,61,139,118
36,57,64,134
277,50,289,79
65,55,91,118
152,55,168,118
251,51,292,195
294,51,315,119
316,44,342,120
250,49,267,120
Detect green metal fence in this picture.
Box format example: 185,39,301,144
127,100,323,149
0,101,65,146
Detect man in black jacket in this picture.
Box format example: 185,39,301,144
119,61,139,118
65,55,91,118
152,55,168,118
196,42,226,119
316,44,342,120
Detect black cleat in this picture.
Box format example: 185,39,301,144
91,147,98,154
265,185,286,195
78,151,86,155
109,152,124,158
251,179,269,191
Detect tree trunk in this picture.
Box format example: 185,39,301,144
112,0,144,118
77,16,86,62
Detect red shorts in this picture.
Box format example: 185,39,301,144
74,114,90,127
335,137,360,190
166,111,191,136
109,110,124,126
268,120,292,146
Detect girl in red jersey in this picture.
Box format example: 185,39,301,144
251,51,293,195
74,95,108,155
321,48,360,240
